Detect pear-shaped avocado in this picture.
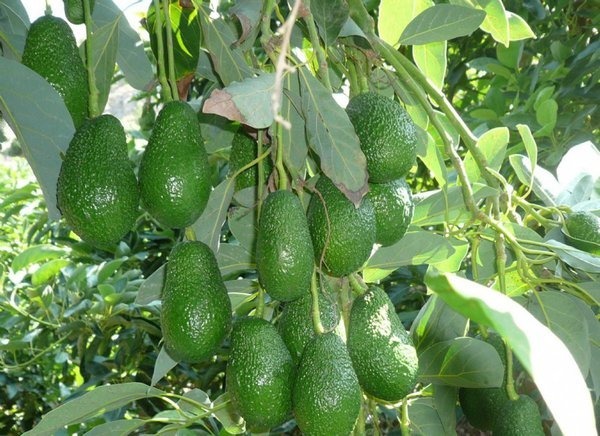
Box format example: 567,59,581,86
307,175,376,277
229,129,273,191
22,15,89,128
139,101,211,229
256,190,314,302
348,286,418,402
368,178,414,247
492,394,545,436
62,0,96,25
227,317,294,432
56,115,139,248
161,241,231,362
293,332,362,436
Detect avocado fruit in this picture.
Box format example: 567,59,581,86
139,101,211,229
22,15,89,128
256,190,314,302
348,286,418,402
278,289,339,363
346,92,417,183
229,129,272,191
227,317,294,432
307,175,376,277
56,115,138,248
63,0,95,25
368,178,414,247
161,241,231,362
564,211,600,255
492,394,545,436
293,332,362,436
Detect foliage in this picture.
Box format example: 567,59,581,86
0,0,598,435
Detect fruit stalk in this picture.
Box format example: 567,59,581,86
274,123,287,190
151,0,173,101
310,270,325,334
83,0,99,117
162,0,179,100
256,130,266,216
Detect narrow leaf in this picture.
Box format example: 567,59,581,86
12,244,68,271
135,265,165,305
280,71,308,176
0,0,29,59
464,127,509,183
84,419,146,436
217,243,254,278
191,178,235,252
152,346,178,386
546,239,600,273
508,154,560,207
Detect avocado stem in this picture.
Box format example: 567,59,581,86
348,273,368,296
310,269,325,334
505,343,520,401
161,0,179,100
83,0,100,117
151,0,174,102
256,286,266,319
400,395,410,436
274,123,288,190
256,130,266,217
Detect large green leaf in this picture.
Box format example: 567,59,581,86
23,383,164,436
0,57,74,219
450,0,508,46
464,127,509,183
378,0,431,47
0,0,29,59
412,41,447,91
407,397,450,435
191,178,235,252
298,67,368,205
84,419,146,436
410,294,468,351
425,270,597,435
310,0,349,46
12,244,69,271
152,346,178,386
280,71,308,176
134,265,164,305
217,243,254,278
399,4,486,45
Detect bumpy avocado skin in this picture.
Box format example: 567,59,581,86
56,115,139,248
346,92,417,183
22,15,89,128
293,332,362,436
161,241,232,363
227,317,294,432
492,394,545,436
278,290,339,364
307,176,376,277
564,211,600,254
63,0,96,25
348,286,418,402
229,130,272,191
368,178,414,247
256,190,314,302
139,101,211,229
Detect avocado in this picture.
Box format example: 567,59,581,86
138,101,211,229
368,178,414,247
307,175,376,277
346,92,417,183
56,115,139,248
293,332,362,436
278,289,339,363
22,15,89,128
227,317,294,432
564,211,600,255
492,394,545,436
229,129,272,191
63,0,95,25
256,190,314,302
347,286,418,402
161,241,231,362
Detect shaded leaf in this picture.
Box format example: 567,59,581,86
32,259,70,286
407,397,449,435
12,244,69,271
217,243,254,278
413,41,447,91
410,294,468,351
546,239,600,273
84,418,146,436
509,154,560,207
280,71,308,176
378,0,431,47
311,0,349,46
227,206,257,253
191,178,235,252
230,0,262,47
507,11,536,41
134,265,164,305
152,346,178,386
0,0,29,59
211,392,245,434
464,127,509,183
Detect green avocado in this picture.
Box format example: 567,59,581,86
227,317,294,432
139,101,211,229
56,115,139,248
348,286,418,402
293,332,362,436
368,178,414,247
492,394,545,436
256,190,314,302
278,289,339,364
63,0,95,25
346,92,417,183
307,176,376,277
161,241,231,362
564,211,600,255
229,129,272,191
22,15,89,128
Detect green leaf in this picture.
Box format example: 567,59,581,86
152,346,178,386
507,11,536,41
417,131,448,187
399,5,486,45
418,337,504,388
12,245,69,271
496,41,523,69
407,397,449,435
31,259,70,286
516,124,537,186
452,0,508,46
178,388,211,413
97,258,127,283
225,279,257,310
378,0,432,47
412,41,447,91
535,98,558,133
280,71,308,176
211,392,245,434
135,265,164,305
430,237,469,273
198,112,237,154
229,0,263,49
0,57,74,219
425,270,597,436
311,0,349,46
191,178,235,252
217,243,254,278
23,383,165,436
545,239,600,273
203,73,276,129
464,127,509,183
84,418,146,436
0,0,29,59
410,294,468,351
508,154,560,207
298,67,368,204
227,206,257,254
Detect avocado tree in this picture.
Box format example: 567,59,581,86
0,0,598,434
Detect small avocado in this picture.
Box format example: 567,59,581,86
348,286,418,402
229,129,272,191
56,115,139,248
346,92,417,183
62,0,95,25
492,394,545,436
227,317,294,432
307,175,376,277
564,211,600,255
139,101,211,229
293,332,362,436
256,190,314,302
22,15,89,128
368,178,414,247
161,241,232,362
